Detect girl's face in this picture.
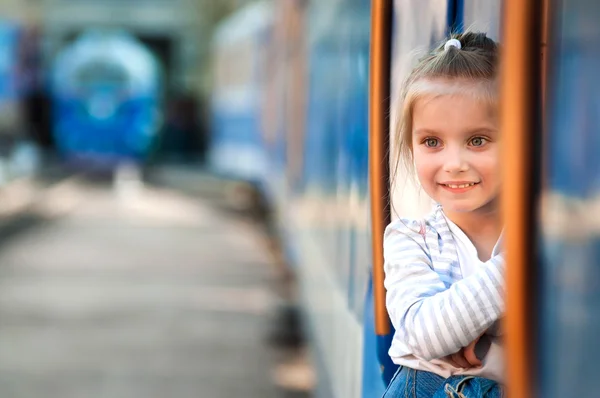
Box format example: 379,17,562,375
411,91,500,214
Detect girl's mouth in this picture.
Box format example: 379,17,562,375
439,182,480,193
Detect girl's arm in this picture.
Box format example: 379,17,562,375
384,221,505,361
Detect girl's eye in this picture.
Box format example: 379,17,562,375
424,138,439,147
469,137,487,147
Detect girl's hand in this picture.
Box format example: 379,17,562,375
463,337,483,367
446,348,473,368
444,335,485,368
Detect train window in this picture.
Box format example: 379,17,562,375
538,0,600,396
213,41,255,92
462,0,502,40
75,63,128,88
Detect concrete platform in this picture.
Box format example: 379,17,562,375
0,175,312,398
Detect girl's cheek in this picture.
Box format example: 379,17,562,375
472,151,499,169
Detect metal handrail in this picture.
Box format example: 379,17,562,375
368,0,393,336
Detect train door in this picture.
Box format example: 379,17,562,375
368,0,585,397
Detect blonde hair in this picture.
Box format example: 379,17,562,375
393,31,500,178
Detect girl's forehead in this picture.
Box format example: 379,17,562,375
408,77,498,106
413,93,496,116
412,94,499,133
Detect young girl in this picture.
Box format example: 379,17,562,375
382,32,505,397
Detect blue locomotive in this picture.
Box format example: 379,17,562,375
51,31,162,169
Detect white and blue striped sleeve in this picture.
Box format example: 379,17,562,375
383,220,505,360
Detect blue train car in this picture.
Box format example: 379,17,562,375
209,2,273,187
285,1,371,397
265,1,506,396
0,21,23,141
0,21,42,182
51,31,162,168
213,0,600,396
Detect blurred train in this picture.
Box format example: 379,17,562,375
0,20,42,181
51,31,163,169
0,21,24,144
209,2,272,187
211,0,598,397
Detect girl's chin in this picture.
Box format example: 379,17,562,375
438,198,499,214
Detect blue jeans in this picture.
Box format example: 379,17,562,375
382,366,504,397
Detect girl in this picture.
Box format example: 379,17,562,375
382,32,505,397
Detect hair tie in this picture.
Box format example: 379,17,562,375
444,39,462,51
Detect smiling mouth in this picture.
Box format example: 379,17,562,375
440,182,479,189
439,182,479,193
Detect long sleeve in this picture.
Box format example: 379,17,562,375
383,220,505,361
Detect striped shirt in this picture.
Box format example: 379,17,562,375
383,205,505,379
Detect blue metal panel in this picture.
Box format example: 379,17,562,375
291,1,373,397
447,0,464,33
0,22,21,101
210,112,262,146
363,275,397,396
209,109,267,182
538,1,600,396
304,46,341,191
53,96,158,159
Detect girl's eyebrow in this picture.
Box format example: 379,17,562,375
466,127,498,135
413,127,498,137
413,128,438,137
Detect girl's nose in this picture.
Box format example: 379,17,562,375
443,148,469,173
